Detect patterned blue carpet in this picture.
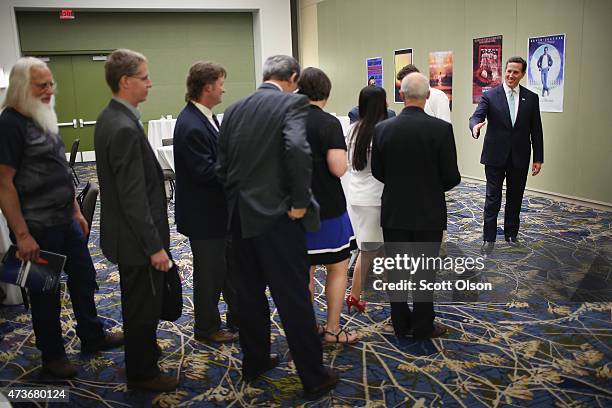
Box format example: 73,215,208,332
0,163,611,407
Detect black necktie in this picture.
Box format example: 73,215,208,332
212,114,220,131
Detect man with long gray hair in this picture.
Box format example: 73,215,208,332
218,55,339,400
0,57,123,378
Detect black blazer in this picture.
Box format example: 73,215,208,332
217,83,313,239
94,99,169,265
173,102,227,240
469,85,543,169
372,106,461,231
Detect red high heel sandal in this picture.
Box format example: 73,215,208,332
346,295,366,313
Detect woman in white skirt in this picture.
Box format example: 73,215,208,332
345,86,389,313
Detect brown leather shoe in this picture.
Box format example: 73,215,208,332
82,331,125,353
196,329,238,343
127,374,178,392
42,357,77,378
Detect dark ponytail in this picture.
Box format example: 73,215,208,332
351,86,388,171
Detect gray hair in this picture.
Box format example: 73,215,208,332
1,57,47,110
262,55,300,82
105,48,147,93
400,72,429,100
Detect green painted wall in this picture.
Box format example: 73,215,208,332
17,11,256,122
316,0,612,204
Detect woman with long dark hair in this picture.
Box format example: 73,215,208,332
345,86,388,313
298,67,359,344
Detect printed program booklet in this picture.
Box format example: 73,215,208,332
0,245,66,293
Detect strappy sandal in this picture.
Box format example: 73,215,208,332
324,328,360,344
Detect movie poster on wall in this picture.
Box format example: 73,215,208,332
472,35,503,103
428,51,453,110
366,57,383,87
527,34,565,112
394,48,413,103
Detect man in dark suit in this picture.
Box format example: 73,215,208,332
470,57,544,254
372,72,461,339
94,49,177,392
173,62,237,343
217,55,338,400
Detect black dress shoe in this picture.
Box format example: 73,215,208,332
480,241,494,255
42,357,77,378
504,235,518,244
303,367,339,401
413,323,448,340
243,354,280,382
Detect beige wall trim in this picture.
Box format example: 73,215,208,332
461,175,612,210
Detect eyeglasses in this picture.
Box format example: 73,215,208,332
33,81,56,91
129,74,150,82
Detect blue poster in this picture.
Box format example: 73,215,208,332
366,57,383,87
527,34,565,112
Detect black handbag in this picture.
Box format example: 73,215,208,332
150,262,183,322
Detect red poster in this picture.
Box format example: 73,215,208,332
472,35,502,103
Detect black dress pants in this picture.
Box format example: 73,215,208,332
382,228,442,338
118,263,164,381
483,158,529,242
230,211,326,390
190,236,238,337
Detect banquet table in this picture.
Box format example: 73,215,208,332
147,118,177,151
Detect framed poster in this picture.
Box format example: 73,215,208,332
472,35,503,103
428,51,453,110
527,34,565,112
366,57,383,87
394,48,413,103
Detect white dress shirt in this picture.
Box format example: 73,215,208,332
192,101,219,132
424,87,451,123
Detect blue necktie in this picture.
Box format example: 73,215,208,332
509,90,516,126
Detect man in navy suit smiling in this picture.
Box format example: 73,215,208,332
173,62,238,343
470,56,544,254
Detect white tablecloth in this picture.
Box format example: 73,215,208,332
157,146,175,172
147,118,177,151
0,210,23,305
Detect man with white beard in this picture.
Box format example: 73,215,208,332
0,57,123,378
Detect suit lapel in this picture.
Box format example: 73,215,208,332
188,102,219,138
110,100,164,176
514,86,529,126
495,86,512,128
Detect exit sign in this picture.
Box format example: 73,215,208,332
60,9,75,20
